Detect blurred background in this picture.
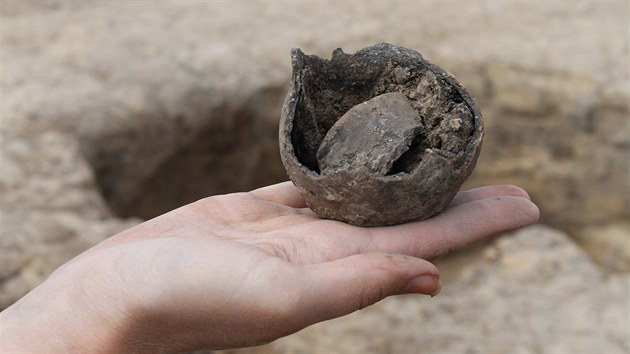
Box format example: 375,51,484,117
1,1,628,353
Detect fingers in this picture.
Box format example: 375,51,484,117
249,181,308,209
252,183,531,211
293,253,440,325
450,184,531,206
366,194,540,259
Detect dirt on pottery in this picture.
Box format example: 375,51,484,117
1,1,628,353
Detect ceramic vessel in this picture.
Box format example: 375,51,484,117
279,43,483,226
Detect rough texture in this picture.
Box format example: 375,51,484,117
1,1,628,352
1,1,627,229
573,222,630,272
220,226,630,354
0,132,139,307
280,44,482,226
317,92,421,175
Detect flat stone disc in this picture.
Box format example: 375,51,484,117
316,92,422,175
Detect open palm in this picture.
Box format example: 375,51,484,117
3,182,539,353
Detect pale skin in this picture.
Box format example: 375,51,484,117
1,182,539,353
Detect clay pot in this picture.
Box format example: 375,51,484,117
279,43,483,226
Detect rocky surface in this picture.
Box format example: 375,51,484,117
219,226,629,354
0,131,139,307
1,1,627,226
1,1,628,351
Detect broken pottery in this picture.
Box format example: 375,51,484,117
279,43,483,226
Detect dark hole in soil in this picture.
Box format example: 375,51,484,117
82,86,289,220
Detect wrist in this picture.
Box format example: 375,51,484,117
1,269,136,353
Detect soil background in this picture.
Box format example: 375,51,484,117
1,1,628,353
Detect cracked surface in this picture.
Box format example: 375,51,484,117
316,92,422,175
291,46,475,175
280,44,483,226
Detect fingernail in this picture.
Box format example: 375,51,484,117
402,274,440,295
431,277,442,297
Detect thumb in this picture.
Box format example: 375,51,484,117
295,252,440,325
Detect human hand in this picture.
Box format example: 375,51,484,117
1,182,538,353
